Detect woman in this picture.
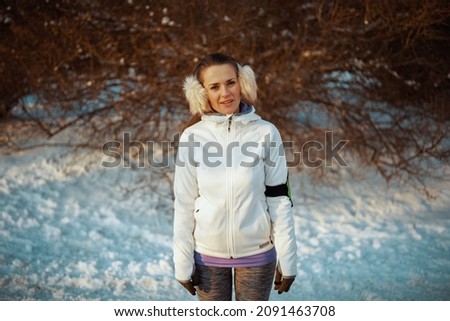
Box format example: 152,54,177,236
173,53,297,300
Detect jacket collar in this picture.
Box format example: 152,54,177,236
201,102,261,125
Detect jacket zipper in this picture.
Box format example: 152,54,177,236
226,115,235,258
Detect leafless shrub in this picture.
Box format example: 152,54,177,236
1,0,449,197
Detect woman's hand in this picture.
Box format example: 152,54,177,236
179,280,197,295
274,265,295,294
178,270,200,296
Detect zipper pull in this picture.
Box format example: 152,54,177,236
228,116,232,132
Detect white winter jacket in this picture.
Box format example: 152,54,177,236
173,105,297,281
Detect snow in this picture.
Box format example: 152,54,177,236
0,144,449,301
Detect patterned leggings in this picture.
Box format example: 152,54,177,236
194,261,276,301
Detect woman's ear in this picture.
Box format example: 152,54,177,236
238,64,258,105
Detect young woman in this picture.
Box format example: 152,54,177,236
173,53,297,300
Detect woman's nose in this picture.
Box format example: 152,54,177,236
220,86,230,97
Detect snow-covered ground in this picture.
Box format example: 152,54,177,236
0,144,449,301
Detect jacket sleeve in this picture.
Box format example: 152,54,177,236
173,131,199,281
264,125,298,277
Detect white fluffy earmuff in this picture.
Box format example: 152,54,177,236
237,64,258,106
183,75,210,115
183,64,258,115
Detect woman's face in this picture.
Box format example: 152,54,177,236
201,64,241,115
